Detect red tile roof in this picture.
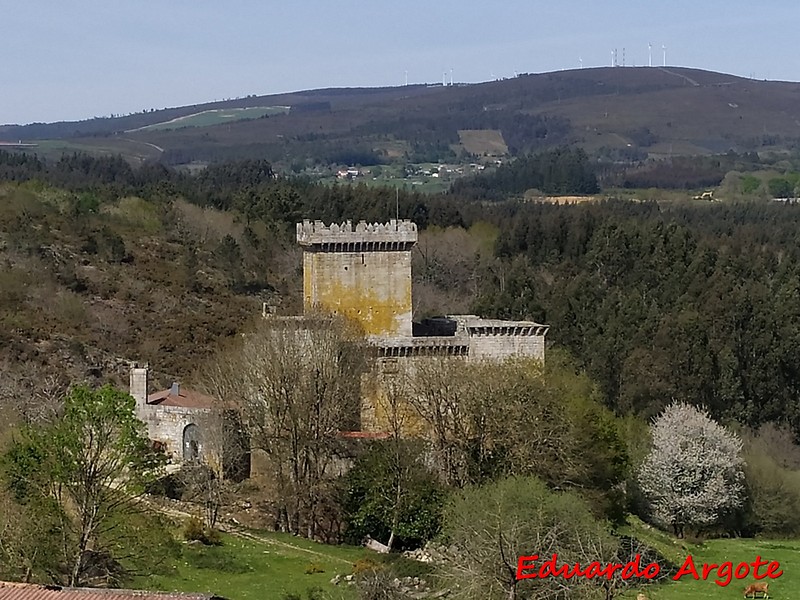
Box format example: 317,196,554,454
0,582,224,600
147,388,217,409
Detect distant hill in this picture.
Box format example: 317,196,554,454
4,67,800,166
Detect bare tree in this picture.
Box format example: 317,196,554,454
407,357,587,489
201,313,365,539
0,360,68,425
175,407,250,530
637,401,745,537
364,362,434,550
407,357,477,487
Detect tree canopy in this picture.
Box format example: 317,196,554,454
1,385,166,586
637,401,744,537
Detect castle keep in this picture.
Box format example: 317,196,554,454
297,219,417,338
129,219,549,470
296,219,549,432
296,219,548,358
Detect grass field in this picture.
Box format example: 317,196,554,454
615,518,799,599
640,538,798,600
129,516,800,600
133,531,369,600
24,138,164,164
457,129,508,156
132,107,290,132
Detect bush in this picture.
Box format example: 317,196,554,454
352,557,383,575
304,562,325,574
372,554,434,578
741,423,800,536
182,517,222,546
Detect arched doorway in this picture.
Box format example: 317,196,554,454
183,424,202,462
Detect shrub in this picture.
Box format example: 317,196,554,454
352,557,383,575
304,562,325,575
373,553,434,578
182,517,222,546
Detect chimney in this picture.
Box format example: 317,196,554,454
170,382,180,397
129,363,149,407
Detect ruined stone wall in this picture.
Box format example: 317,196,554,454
360,354,468,435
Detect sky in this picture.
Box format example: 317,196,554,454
2,0,799,125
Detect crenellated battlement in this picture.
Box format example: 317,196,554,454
297,219,418,251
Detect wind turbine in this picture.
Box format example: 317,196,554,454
662,45,667,66
579,56,583,69
648,43,652,67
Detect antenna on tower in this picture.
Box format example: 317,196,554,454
662,45,667,66
648,43,652,67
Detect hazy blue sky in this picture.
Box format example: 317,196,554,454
2,1,798,125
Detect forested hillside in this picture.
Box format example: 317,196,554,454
3,149,800,441
6,67,800,167
8,146,800,599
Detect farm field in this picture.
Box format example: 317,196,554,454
24,138,164,164
131,106,290,132
457,129,508,156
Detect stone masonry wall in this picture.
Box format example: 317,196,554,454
137,405,217,469
467,332,546,361
303,250,413,337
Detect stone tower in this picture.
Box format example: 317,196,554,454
296,219,418,338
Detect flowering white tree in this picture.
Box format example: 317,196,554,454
637,401,744,537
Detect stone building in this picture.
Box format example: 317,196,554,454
295,219,549,433
129,365,249,480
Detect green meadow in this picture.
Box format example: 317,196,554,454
135,106,290,131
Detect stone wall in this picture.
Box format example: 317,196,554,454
136,404,217,469
298,220,417,338
303,250,413,337
466,330,546,361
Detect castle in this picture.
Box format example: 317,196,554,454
129,218,549,470
296,219,549,433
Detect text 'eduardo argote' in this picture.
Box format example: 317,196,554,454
516,553,783,587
